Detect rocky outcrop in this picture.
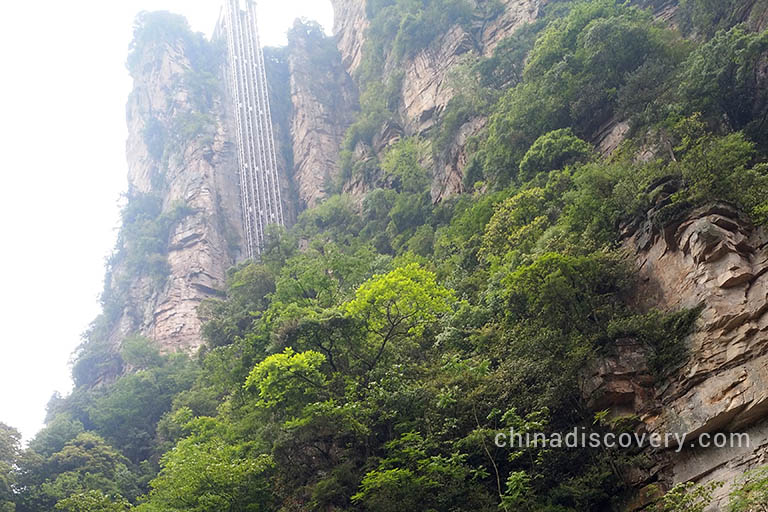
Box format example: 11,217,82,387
599,202,768,508
287,24,359,208
432,116,486,199
398,0,543,135
328,0,546,202
478,0,543,55
399,25,475,135
330,0,369,75
120,36,244,353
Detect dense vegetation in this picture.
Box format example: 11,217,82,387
5,1,768,511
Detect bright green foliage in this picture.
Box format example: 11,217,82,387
267,242,387,327
245,349,327,412
0,424,20,511
729,466,768,511
479,0,681,185
55,490,132,512
654,481,721,512
139,420,273,512
346,263,454,341
380,138,430,193
341,263,455,374
480,187,551,265
275,313,367,375
519,129,594,179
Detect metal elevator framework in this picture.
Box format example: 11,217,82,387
215,0,284,259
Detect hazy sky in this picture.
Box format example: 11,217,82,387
0,0,333,442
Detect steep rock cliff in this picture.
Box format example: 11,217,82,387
327,0,550,201
287,23,359,208
581,200,768,509
118,34,244,353
398,0,542,136
114,17,360,354
330,0,369,75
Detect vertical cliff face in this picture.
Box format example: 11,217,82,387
286,22,359,208
117,28,244,353
263,47,300,226
397,0,542,135
112,2,552,356
329,0,546,201
617,205,768,508
113,15,358,355
330,0,369,75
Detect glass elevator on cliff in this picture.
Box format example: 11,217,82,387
214,0,284,259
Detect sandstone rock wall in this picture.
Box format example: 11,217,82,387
329,0,545,202
287,25,359,208
330,0,369,75
602,202,768,509
120,37,244,353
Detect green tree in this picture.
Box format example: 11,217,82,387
345,263,455,369
55,490,132,512
728,466,768,512
87,352,197,463
479,0,678,185
501,252,629,332
28,414,85,458
519,129,593,179
352,433,493,512
678,0,750,37
0,423,21,511
244,348,327,413
677,26,768,139
17,433,140,511
480,188,551,264
139,419,273,512
199,263,276,348
380,138,430,194
654,481,720,512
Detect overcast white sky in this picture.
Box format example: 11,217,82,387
0,0,333,442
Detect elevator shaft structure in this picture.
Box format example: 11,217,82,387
217,0,284,258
